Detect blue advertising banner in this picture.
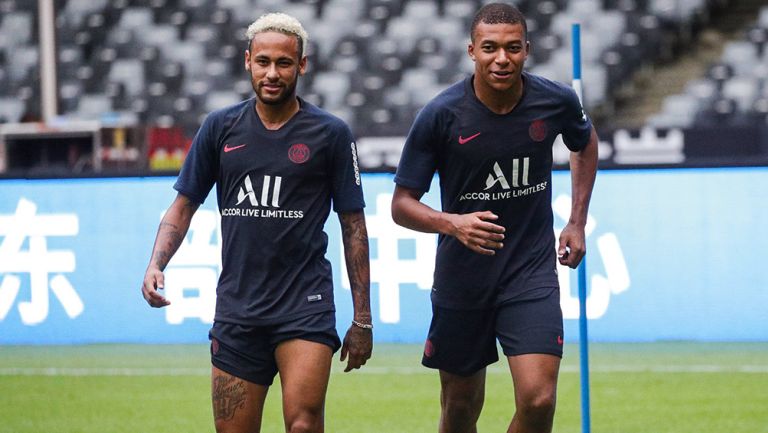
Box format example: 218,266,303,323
0,168,766,344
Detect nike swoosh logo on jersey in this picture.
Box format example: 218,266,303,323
458,132,481,144
223,143,247,153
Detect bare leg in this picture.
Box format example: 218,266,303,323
275,339,333,433
211,366,269,433
438,368,486,433
506,354,560,433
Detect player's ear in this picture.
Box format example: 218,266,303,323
298,55,307,75
468,43,476,61
244,49,251,71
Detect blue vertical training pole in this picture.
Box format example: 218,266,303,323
572,23,592,433
577,257,591,433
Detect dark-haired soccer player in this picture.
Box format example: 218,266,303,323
141,12,372,433
392,3,598,432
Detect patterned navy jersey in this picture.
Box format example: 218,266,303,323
395,72,592,309
175,97,365,324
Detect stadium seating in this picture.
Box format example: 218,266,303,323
647,4,768,129
0,0,762,169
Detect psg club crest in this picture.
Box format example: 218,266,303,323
288,143,310,164
424,339,434,358
529,119,548,142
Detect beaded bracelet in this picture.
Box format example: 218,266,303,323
351,319,373,329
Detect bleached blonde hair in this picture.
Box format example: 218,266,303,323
245,13,309,57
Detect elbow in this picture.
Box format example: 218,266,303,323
391,186,424,228
391,199,404,227
391,193,413,228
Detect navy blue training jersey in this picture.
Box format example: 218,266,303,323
394,72,592,310
174,97,365,325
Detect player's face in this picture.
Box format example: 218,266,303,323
468,22,529,94
245,31,307,106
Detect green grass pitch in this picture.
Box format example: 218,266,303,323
0,343,766,432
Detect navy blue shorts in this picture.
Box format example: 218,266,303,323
209,311,341,386
422,288,564,376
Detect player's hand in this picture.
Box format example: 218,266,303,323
340,324,372,372
449,211,505,255
558,222,586,268
142,266,171,308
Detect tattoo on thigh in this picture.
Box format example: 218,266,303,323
212,375,247,421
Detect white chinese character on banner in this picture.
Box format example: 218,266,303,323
342,193,630,324
554,194,631,319
162,209,221,324
0,198,82,325
341,193,436,324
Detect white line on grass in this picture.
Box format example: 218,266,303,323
0,367,210,376
1,365,767,376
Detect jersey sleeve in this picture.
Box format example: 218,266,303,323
560,87,593,152
329,122,365,213
173,113,219,204
393,103,441,192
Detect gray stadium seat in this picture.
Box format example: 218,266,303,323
403,0,439,21
757,5,768,29
323,0,364,21
204,90,242,112
311,71,350,111
722,76,759,112
134,24,179,46
160,41,206,77
0,97,25,123
108,59,145,96
7,46,37,82
647,94,699,128
444,0,475,22
62,0,109,28
118,7,154,29
75,94,113,120
683,78,718,103
721,41,759,77
0,11,33,47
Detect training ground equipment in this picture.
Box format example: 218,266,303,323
572,22,592,433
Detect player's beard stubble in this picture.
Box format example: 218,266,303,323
252,70,300,106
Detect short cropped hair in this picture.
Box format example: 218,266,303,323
245,13,309,59
470,2,528,41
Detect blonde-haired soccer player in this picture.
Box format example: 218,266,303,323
142,12,373,433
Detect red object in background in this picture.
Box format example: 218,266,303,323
147,125,188,157
146,126,191,170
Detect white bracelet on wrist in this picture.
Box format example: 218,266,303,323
351,319,373,329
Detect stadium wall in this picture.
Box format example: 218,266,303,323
0,169,766,344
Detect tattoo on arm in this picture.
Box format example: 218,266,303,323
152,222,185,270
149,196,199,270
340,211,371,319
184,199,200,211
212,375,247,421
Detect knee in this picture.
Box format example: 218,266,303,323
442,387,484,416
518,390,556,420
286,420,313,433
213,419,248,433
286,411,323,433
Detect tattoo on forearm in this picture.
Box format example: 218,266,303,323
340,212,371,316
152,222,185,269
153,250,171,269
212,375,247,421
